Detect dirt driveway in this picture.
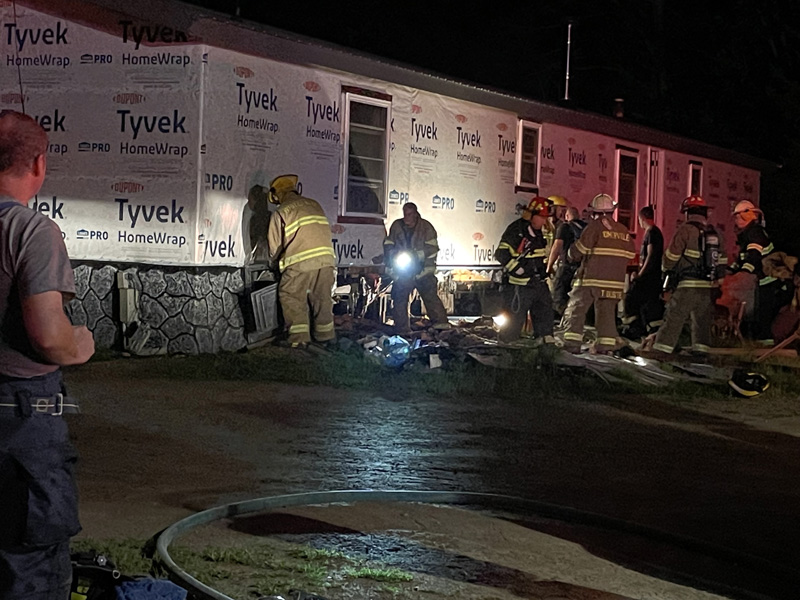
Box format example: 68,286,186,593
64,356,800,599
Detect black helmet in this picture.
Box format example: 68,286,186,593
727,369,770,397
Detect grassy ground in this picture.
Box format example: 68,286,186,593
72,536,418,599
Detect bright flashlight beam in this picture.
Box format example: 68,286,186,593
493,314,508,328
394,251,413,270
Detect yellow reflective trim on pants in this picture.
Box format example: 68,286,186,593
315,322,334,332
573,278,625,289
762,243,774,255
742,263,755,273
284,215,330,236
653,342,674,354
586,248,637,259
508,276,530,285
759,276,777,286
531,249,548,258
289,324,310,334
279,246,336,271
597,337,616,346
564,332,583,342
692,344,710,353
384,239,395,245
665,249,681,262
684,249,702,259
746,243,763,252
648,320,664,328
718,256,728,264
676,279,712,289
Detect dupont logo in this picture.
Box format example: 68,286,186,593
568,137,576,145
76,229,89,240
330,224,345,234
234,66,254,78
388,189,409,205
113,93,146,104
496,123,508,131
455,114,467,123
304,81,320,92
111,181,145,193
0,93,25,104
80,54,113,65
598,143,606,151
411,104,422,114
472,232,484,241
78,141,110,153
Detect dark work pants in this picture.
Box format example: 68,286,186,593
391,273,448,331
0,370,79,600
745,280,793,342
552,263,578,315
500,281,554,342
625,274,664,333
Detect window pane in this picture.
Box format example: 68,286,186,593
346,179,384,214
519,126,539,185
349,128,385,159
348,155,385,180
350,103,386,128
617,155,637,230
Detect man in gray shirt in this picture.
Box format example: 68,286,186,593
0,110,94,599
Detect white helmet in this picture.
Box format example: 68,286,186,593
733,200,757,215
589,193,616,213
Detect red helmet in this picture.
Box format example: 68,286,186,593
681,195,706,212
526,196,551,218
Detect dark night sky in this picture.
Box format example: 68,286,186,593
184,0,800,250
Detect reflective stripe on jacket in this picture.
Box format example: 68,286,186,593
662,215,726,289
383,217,439,279
495,219,548,287
734,222,775,285
568,215,635,299
268,191,335,272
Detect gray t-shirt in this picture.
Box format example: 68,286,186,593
0,197,75,378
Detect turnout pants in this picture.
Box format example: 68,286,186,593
0,371,79,600
500,280,554,343
391,273,448,331
279,266,336,345
653,286,712,354
563,286,619,352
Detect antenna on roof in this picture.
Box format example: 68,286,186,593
564,20,572,101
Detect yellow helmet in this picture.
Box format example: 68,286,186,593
267,174,299,204
547,195,568,207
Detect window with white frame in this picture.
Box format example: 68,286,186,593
341,89,392,217
689,162,703,196
515,120,541,191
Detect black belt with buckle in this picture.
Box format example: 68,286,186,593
0,393,80,417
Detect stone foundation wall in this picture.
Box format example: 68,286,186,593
68,263,247,355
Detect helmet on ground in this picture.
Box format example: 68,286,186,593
728,368,769,398
681,195,706,213
547,195,568,207
525,196,551,218
267,174,299,204
589,193,616,213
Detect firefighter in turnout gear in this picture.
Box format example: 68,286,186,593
729,200,791,344
495,196,554,343
652,195,726,355
384,202,449,332
267,174,337,347
562,193,636,354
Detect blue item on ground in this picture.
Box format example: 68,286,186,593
115,579,187,600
